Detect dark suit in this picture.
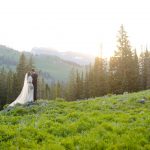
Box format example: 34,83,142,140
31,72,38,101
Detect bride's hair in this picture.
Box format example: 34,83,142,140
27,72,31,76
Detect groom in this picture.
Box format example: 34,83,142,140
31,69,38,101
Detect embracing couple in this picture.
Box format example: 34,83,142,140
9,69,38,107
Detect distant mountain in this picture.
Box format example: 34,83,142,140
0,45,83,82
0,45,20,70
32,47,94,65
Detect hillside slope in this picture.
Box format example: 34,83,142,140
0,45,83,81
0,90,150,149
32,47,94,65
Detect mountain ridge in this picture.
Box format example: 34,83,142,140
31,47,94,65
0,45,84,82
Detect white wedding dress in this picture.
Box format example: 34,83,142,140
9,74,34,107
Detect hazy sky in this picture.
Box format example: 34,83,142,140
0,0,150,57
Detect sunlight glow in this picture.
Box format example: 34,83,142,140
0,0,150,57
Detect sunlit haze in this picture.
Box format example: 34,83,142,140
0,0,150,57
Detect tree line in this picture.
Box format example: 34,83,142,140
50,25,150,101
0,24,150,109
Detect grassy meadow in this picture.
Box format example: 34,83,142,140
0,90,150,150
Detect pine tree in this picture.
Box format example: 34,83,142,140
45,84,50,99
130,49,140,91
12,73,19,100
0,68,7,109
38,77,45,99
50,82,57,99
16,53,28,96
111,24,133,93
75,70,82,100
140,48,150,89
139,51,145,90
88,64,95,97
109,56,122,93
66,68,76,101
55,81,61,98
6,70,14,103
80,71,84,99
26,55,35,71
93,57,108,96
83,69,90,99
93,57,101,96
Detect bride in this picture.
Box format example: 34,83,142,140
9,72,34,107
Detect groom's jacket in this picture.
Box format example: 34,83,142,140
32,72,38,86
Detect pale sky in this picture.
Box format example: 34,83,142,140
0,0,150,57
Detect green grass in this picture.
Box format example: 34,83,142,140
1,90,150,150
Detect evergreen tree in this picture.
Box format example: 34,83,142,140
55,81,61,98
83,69,90,99
139,51,145,90
130,49,140,91
88,64,95,97
45,84,50,99
109,56,122,93
111,24,134,93
66,68,76,101
16,53,28,96
93,57,108,96
50,82,57,99
140,48,150,89
38,77,45,99
6,70,14,103
75,70,82,100
93,57,101,96
80,71,84,99
0,68,7,109
26,55,35,71
12,73,19,100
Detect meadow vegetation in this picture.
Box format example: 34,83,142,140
0,90,150,149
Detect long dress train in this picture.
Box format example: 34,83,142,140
9,74,34,107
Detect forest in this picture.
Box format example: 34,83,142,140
0,25,150,109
